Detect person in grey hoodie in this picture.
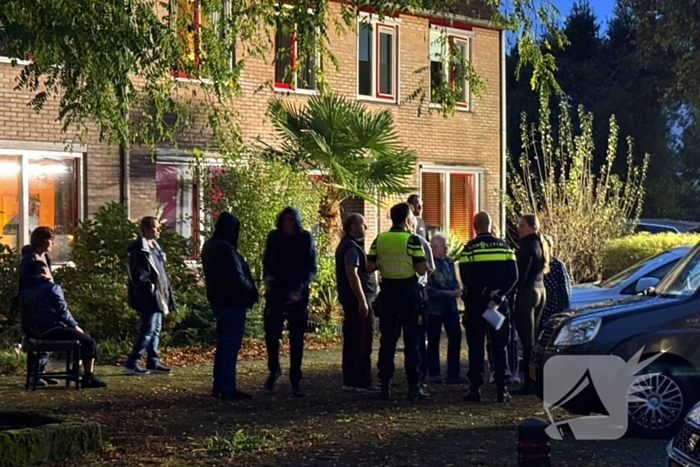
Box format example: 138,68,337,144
201,212,259,401
123,217,175,375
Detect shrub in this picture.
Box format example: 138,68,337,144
0,243,20,337
602,232,700,279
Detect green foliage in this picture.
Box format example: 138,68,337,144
445,230,464,260
96,339,133,365
0,244,20,335
602,232,700,279
206,429,275,457
0,343,26,375
1,0,568,150
507,93,649,283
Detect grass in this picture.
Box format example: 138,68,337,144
0,342,670,466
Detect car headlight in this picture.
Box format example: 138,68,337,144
553,317,602,346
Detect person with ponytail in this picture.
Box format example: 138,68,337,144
512,214,549,395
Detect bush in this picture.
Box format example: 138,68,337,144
602,232,700,279
0,243,20,338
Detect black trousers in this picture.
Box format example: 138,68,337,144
40,327,97,364
463,299,510,389
513,287,546,380
376,284,421,385
341,298,374,388
264,300,307,386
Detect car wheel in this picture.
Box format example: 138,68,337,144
626,367,695,438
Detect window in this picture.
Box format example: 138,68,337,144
357,19,398,101
420,168,479,242
429,28,471,109
0,151,82,263
274,12,318,92
171,0,233,79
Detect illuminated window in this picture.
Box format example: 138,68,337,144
0,152,82,263
420,168,479,242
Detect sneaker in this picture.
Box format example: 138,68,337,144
147,364,172,375
42,377,60,385
82,374,107,388
342,385,355,392
221,390,253,401
355,383,381,393
123,363,150,375
407,384,430,401
496,387,511,404
511,373,521,385
488,371,495,383
264,370,282,391
29,377,48,387
292,383,306,397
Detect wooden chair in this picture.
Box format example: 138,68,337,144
20,295,81,391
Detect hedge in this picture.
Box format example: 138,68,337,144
602,232,700,279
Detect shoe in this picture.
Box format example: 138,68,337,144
264,370,281,391
511,373,522,385
407,384,430,401
429,375,443,384
380,382,392,401
221,390,253,401
356,383,381,393
444,376,467,385
463,389,481,402
342,385,355,392
512,379,536,396
292,383,306,397
29,377,48,387
123,363,150,375
82,374,107,388
488,371,495,383
42,377,60,385
146,364,172,374
497,387,511,403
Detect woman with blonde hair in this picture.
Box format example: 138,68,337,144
512,213,549,395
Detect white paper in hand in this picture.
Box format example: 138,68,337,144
482,304,505,331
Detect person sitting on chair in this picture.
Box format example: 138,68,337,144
23,261,107,388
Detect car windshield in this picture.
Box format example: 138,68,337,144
655,244,700,298
598,252,672,288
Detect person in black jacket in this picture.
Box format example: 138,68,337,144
512,213,550,395
262,207,317,397
336,213,378,393
123,217,175,376
202,212,259,401
458,211,518,403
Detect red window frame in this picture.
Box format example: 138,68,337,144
170,0,204,80
374,23,396,100
274,18,297,90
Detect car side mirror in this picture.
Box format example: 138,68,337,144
635,277,661,294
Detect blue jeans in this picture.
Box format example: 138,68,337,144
212,306,247,394
126,311,162,368
427,310,462,379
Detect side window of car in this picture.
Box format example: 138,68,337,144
621,259,680,295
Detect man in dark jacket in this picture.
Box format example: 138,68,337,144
123,217,175,375
459,211,518,403
24,261,106,388
202,212,259,401
262,206,317,397
16,226,58,385
335,213,378,392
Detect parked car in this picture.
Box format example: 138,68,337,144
667,402,700,466
532,242,700,438
571,246,692,308
635,218,700,234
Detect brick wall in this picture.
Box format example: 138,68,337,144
0,4,503,239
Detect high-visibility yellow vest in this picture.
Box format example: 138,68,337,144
376,231,415,279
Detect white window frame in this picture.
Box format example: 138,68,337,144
356,13,400,104
0,148,84,261
428,25,474,111
273,6,320,95
419,164,482,237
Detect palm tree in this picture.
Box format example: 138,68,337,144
266,92,417,234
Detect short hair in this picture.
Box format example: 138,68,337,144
140,216,158,232
430,232,447,246
29,197,40,204
30,226,56,249
407,194,420,205
29,260,49,277
473,211,492,232
390,203,412,226
343,213,363,233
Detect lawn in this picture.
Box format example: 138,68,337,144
0,343,669,466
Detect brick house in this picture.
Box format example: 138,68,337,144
0,1,506,261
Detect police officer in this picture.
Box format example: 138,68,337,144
459,211,518,403
367,203,432,401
